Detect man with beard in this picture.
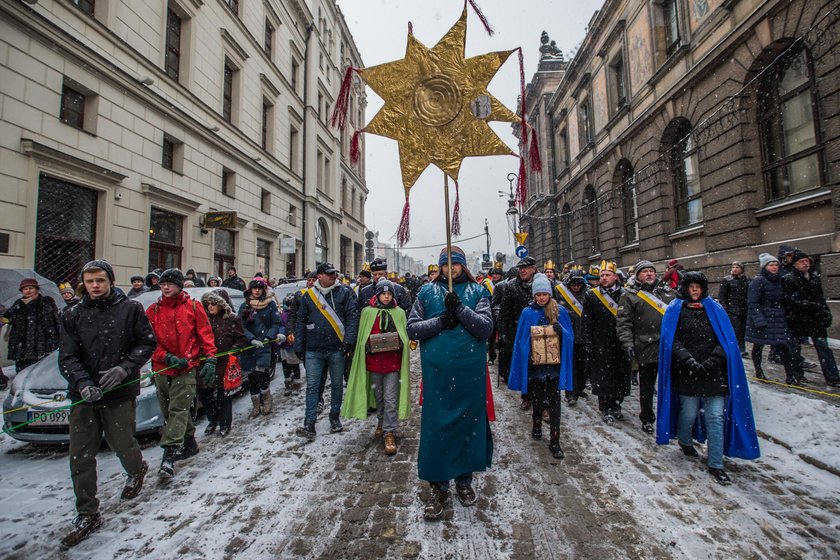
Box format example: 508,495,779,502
582,261,630,424
617,260,676,434
554,268,589,404
498,257,538,409
357,258,411,313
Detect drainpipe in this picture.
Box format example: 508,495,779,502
301,21,314,274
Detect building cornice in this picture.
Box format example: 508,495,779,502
21,138,127,185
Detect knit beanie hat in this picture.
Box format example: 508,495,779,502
758,253,779,270
159,268,185,288
532,273,552,296
374,279,395,297
130,275,145,283
731,261,744,271
790,249,810,264
634,260,656,276
59,283,75,295
81,259,115,283
19,278,39,291
438,246,467,267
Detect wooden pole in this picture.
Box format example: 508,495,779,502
444,173,454,292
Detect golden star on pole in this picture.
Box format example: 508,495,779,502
360,7,519,195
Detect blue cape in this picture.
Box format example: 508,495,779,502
508,303,574,394
656,296,760,460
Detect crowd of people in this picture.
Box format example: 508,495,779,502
0,241,836,544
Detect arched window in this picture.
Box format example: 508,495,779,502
315,218,328,264
759,46,822,201
670,120,703,228
560,202,573,262
616,159,638,243
582,185,599,255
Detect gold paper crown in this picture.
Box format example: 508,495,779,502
387,271,398,280
587,264,601,276
428,264,439,273
599,260,618,273
571,265,584,272
493,261,503,269
361,262,371,273
543,260,557,271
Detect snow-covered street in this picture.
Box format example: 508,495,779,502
1,354,839,559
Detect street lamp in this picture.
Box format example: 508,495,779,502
498,172,519,239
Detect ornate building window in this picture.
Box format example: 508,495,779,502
582,185,599,256
616,160,638,244
759,46,823,201
670,120,703,228
315,218,329,265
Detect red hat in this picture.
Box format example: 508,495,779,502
19,278,39,291
667,259,679,267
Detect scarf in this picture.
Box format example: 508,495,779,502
315,280,339,295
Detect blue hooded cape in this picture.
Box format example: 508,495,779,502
656,296,760,460
508,303,574,394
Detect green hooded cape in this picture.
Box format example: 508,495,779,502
340,305,411,420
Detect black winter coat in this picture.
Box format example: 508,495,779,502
497,277,532,350
671,301,729,397
782,270,832,338
357,280,410,313
222,275,247,292
718,274,749,318
201,309,247,389
746,269,789,345
581,286,630,397
294,284,359,353
3,295,60,362
59,289,157,404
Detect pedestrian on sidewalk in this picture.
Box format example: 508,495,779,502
508,273,573,459
782,250,840,387
222,267,247,292
745,253,797,384
717,261,749,356
554,269,589,404
616,260,676,435
185,269,205,287
199,290,247,437
207,276,222,288
59,282,81,311
239,279,283,418
146,268,217,478
407,246,494,521
279,294,302,396
581,261,631,424
657,271,760,486
294,263,359,439
127,275,148,298
144,271,160,292
58,259,157,548
342,280,411,456
1,277,60,373
498,256,538,409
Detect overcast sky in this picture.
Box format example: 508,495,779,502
336,0,602,267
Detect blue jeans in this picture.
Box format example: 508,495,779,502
304,350,345,423
677,395,726,470
434,472,473,492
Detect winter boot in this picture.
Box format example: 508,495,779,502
283,377,293,397
549,431,564,459
329,413,343,433
218,426,231,437
158,447,176,478
296,419,316,440
680,444,699,457
60,512,102,548
755,365,768,381
261,389,273,415
455,483,478,506
531,418,542,439
248,395,262,419
603,411,616,425
120,461,148,500
785,376,803,387
204,423,217,435
641,422,655,435
384,432,397,456
827,378,840,388
709,467,732,486
424,484,449,520
520,397,531,411
174,435,199,461
374,420,384,439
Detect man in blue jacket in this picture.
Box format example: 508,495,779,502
294,262,359,438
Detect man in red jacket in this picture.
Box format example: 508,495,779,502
145,269,217,478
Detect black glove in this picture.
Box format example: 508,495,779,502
444,291,462,313
686,358,706,377
552,323,563,335
343,342,354,354
624,347,635,362
701,354,724,372
440,311,459,330
98,366,129,390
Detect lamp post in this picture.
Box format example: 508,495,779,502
499,172,520,245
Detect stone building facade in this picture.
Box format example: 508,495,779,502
519,0,840,331
0,0,366,286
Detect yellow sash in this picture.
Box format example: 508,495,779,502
482,278,494,296
592,287,618,316
637,289,667,316
307,288,345,341
555,283,583,317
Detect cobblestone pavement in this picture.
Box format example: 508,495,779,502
1,350,839,559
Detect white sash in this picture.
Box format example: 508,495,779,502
593,287,619,316
636,289,668,315
555,283,583,317
307,288,345,341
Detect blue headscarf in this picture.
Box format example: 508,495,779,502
508,303,574,394
656,296,760,460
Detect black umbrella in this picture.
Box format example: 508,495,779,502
0,269,64,311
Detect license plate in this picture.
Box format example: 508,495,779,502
28,410,70,426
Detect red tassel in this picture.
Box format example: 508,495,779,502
350,128,363,165
517,47,527,124
516,156,527,208
529,126,542,172
467,0,494,36
451,180,461,236
397,199,411,246
330,66,356,130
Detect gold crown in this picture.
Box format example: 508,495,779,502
493,261,503,269
427,264,439,273
361,262,371,272
587,264,601,276
387,271,398,280
543,260,556,271
599,260,618,273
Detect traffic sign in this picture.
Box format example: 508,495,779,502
515,245,528,258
